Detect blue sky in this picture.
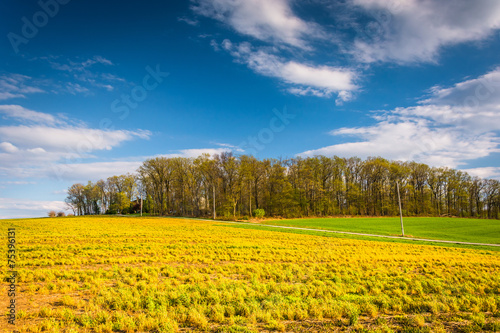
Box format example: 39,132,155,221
1,0,500,218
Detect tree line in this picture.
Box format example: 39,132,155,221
65,153,500,219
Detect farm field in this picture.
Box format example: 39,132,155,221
1,216,500,332
257,217,500,245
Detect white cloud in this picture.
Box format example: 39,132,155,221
0,92,24,100
0,109,234,181
0,150,85,171
210,39,220,51
101,84,114,91
90,56,113,66
101,73,126,82
0,143,234,182
66,83,90,95
222,40,358,98
172,148,234,158
36,55,123,94
52,189,68,195
0,105,151,156
192,0,323,49
280,61,356,92
178,16,199,26
0,73,44,100
27,148,47,154
422,67,500,107
0,105,63,125
211,141,245,151
195,2,360,101
0,126,150,153
0,198,67,211
351,0,500,63
395,67,500,134
300,119,500,168
48,161,144,182
0,198,69,219
300,68,500,168
53,148,233,181
394,104,500,135
193,0,500,106
462,167,500,180
0,142,19,153
0,106,151,181
1,60,122,100
48,55,114,72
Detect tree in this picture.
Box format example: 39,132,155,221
66,154,500,220
111,192,130,214
198,154,220,219
65,183,84,216
138,157,174,216
217,152,241,218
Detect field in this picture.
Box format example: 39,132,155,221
1,216,500,332
257,217,500,245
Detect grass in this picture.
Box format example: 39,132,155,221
254,217,500,245
217,222,500,252
1,216,500,332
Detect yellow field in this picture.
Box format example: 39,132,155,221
1,216,500,332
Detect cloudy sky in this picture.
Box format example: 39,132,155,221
1,0,500,218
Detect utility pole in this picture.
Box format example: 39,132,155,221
140,193,143,217
249,182,252,217
397,181,404,237
213,183,216,220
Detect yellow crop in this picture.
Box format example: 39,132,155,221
1,216,499,332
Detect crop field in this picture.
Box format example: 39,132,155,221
1,216,500,333
257,217,500,245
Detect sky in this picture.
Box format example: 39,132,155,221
1,0,500,219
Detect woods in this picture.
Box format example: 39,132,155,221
65,153,500,219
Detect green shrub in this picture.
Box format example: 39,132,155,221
253,209,265,218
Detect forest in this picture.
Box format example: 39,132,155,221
65,153,500,219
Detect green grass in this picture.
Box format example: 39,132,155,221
255,217,500,245
218,222,500,252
